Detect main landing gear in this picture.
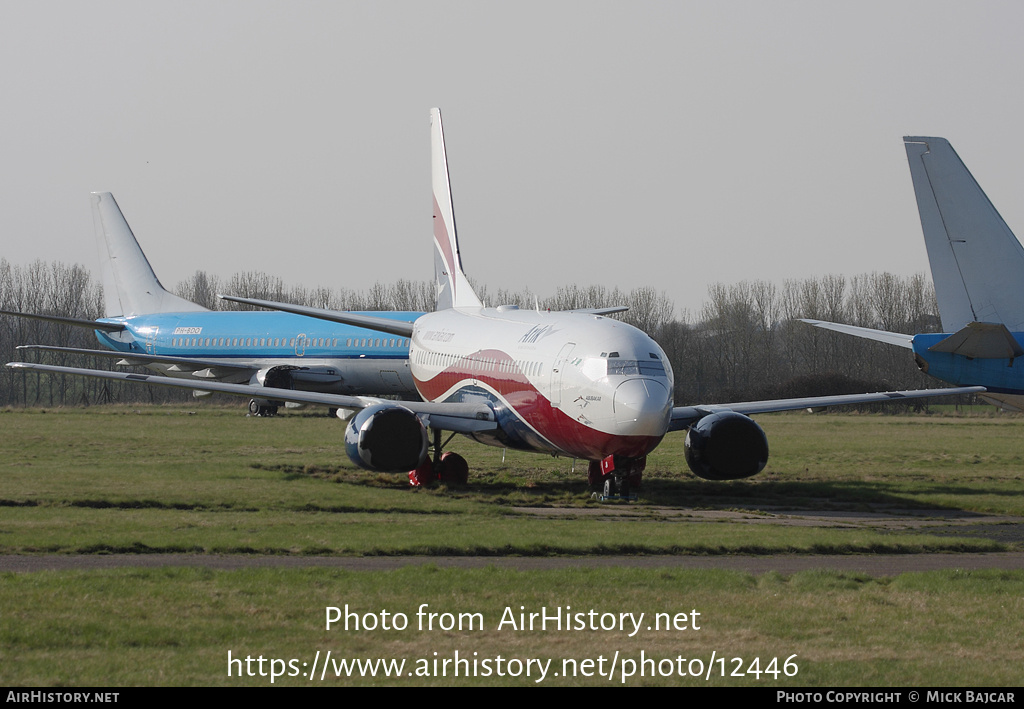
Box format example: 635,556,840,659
408,429,470,487
248,398,279,417
589,456,645,501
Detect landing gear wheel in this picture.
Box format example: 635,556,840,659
408,457,435,487
437,452,469,484
248,399,278,417
603,476,617,498
593,455,645,500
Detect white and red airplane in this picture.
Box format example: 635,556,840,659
7,110,983,493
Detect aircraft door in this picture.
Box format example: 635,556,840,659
550,342,575,407
295,334,306,357
380,370,403,390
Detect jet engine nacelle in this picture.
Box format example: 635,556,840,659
253,365,344,392
683,412,769,481
253,365,299,389
344,404,429,472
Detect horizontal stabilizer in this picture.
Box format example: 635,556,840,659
927,321,1024,359
218,295,416,337
0,310,125,332
798,319,914,349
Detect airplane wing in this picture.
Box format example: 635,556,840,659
16,345,256,379
218,295,415,337
9,360,980,437
799,319,914,349
222,294,629,325
4,362,498,434
668,385,985,431
0,310,126,333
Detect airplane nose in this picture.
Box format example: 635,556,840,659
612,378,670,435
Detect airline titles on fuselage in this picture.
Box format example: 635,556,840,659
519,324,554,344
423,330,456,343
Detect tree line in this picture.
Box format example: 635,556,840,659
1,258,950,409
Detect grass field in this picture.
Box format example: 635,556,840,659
1,404,1022,686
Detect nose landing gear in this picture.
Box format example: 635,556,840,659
589,456,644,501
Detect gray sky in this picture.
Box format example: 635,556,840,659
3,0,1024,314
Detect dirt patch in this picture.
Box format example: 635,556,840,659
2,552,1023,576
511,504,1024,540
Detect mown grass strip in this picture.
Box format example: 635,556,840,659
1,406,1022,555
1,565,1021,686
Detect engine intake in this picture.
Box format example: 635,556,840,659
254,365,299,389
684,412,769,481
344,404,429,472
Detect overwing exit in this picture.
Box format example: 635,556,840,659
8,114,983,493
802,137,1024,411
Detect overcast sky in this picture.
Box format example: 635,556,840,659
3,1,1024,314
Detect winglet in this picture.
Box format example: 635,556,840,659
431,109,482,310
91,192,206,317
903,137,1024,332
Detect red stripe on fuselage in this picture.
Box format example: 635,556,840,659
414,348,661,460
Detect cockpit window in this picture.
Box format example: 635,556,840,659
583,356,668,379
608,359,667,377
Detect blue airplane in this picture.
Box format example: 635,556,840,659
803,136,1024,410
5,192,422,415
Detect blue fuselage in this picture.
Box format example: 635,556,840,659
93,310,422,397
912,333,1024,395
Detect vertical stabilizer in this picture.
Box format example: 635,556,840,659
904,137,1024,332
431,108,482,310
92,192,207,317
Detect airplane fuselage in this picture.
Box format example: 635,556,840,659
94,309,421,396
913,333,1024,395
409,306,674,460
